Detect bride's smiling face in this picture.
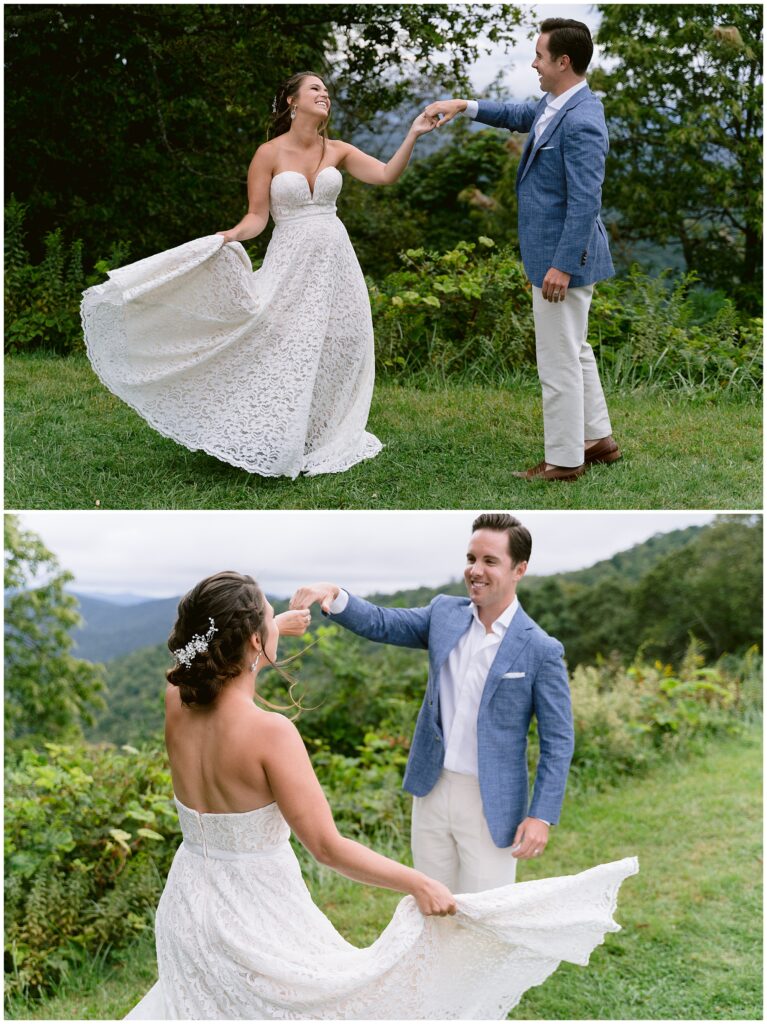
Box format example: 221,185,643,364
289,77,331,120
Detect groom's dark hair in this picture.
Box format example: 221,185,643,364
540,18,593,75
472,513,532,566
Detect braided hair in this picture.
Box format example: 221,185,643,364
167,571,306,716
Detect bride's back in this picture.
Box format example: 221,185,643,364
164,683,277,814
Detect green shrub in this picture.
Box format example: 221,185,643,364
4,196,130,355
4,742,177,1000
590,267,763,390
564,641,756,791
371,243,762,390
371,239,535,381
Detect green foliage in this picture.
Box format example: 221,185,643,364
371,239,535,379
590,268,763,390
523,517,763,667
4,516,106,744
371,242,762,389
563,641,762,791
4,198,130,354
594,4,763,311
4,742,178,1001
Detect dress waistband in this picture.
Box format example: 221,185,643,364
273,209,337,225
182,840,287,861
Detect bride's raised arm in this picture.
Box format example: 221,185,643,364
260,710,456,917
336,112,438,187
217,143,274,243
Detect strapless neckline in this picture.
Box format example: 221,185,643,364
271,165,341,200
173,794,276,818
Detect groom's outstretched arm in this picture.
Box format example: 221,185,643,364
291,584,431,650
422,97,538,134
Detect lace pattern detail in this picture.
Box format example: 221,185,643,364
126,798,638,1020
81,167,382,478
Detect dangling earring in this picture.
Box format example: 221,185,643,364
250,652,261,673
290,106,297,120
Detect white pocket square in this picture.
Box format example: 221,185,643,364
540,146,555,150
502,671,526,678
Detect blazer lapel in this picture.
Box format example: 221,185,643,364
518,86,592,184
432,600,473,672
480,604,535,709
516,96,548,184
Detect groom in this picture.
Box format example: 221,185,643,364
423,18,621,481
291,513,574,894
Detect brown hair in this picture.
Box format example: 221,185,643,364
540,18,593,75
167,570,302,712
268,71,330,160
471,513,532,565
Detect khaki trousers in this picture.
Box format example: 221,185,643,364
411,770,517,894
532,283,612,468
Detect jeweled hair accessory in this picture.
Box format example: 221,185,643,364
174,618,218,669
271,94,278,113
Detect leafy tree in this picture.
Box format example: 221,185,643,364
4,516,105,744
5,4,523,268
593,5,763,310
632,516,763,661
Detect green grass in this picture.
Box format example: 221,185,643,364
5,354,762,509
8,726,761,1020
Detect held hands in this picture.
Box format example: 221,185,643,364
216,229,239,244
510,817,550,860
421,98,468,128
412,874,457,917
290,582,340,615
409,111,440,137
274,609,312,637
541,267,571,302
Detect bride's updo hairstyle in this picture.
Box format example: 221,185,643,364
167,571,270,708
268,71,331,143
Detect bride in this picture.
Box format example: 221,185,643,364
81,72,436,479
126,570,638,1020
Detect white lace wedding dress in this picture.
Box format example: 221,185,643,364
81,167,382,477
126,797,638,1020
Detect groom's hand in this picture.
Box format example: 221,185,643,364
541,267,571,302
510,817,550,859
290,582,340,614
421,98,468,127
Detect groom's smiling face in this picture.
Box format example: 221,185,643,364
464,529,527,613
532,33,562,95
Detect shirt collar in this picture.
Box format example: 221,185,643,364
471,596,519,636
546,78,588,110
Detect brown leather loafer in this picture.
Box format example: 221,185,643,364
584,435,622,465
512,460,586,482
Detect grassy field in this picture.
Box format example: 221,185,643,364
4,354,762,510
7,725,761,1020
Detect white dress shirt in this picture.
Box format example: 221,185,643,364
441,598,518,776
463,78,588,139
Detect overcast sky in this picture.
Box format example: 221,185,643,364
17,511,719,600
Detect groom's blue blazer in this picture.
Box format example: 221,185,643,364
329,593,574,848
475,86,614,288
